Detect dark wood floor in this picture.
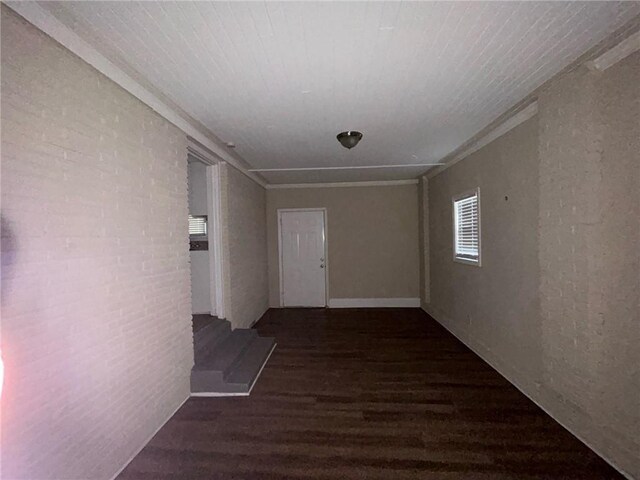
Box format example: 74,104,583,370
118,308,621,479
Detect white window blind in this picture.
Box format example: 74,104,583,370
189,215,207,236
453,190,480,264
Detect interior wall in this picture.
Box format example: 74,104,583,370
424,50,639,477
1,8,193,480
427,116,542,383
266,184,420,306
221,164,269,329
537,51,640,477
187,160,211,314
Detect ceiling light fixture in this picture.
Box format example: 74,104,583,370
337,131,363,149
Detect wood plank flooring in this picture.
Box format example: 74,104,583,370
118,308,622,479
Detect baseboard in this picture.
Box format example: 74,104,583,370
421,305,635,480
249,306,270,328
109,393,190,480
190,391,250,397
329,297,420,308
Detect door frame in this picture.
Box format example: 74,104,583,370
188,139,226,318
277,208,328,307
206,163,225,318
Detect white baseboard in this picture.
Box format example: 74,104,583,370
420,305,635,480
190,391,249,397
329,297,420,308
109,393,189,480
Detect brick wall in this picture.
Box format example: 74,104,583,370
425,49,640,477
1,8,193,479
221,164,268,329
537,52,640,477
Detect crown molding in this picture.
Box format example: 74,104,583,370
11,1,636,190
5,1,267,188
427,102,538,180
251,163,443,172
266,179,418,189
587,29,640,72
427,24,640,182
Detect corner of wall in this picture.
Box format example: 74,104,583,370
221,164,270,329
418,176,431,307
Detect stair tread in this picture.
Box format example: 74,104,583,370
198,318,226,334
192,315,222,334
194,329,258,373
194,318,230,344
225,337,276,386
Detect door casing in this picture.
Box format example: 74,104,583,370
188,141,226,318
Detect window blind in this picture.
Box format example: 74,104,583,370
189,215,207,236
454,192,479,262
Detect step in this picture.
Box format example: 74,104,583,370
191,336,276,395
192,314,218,334
193,318,231,360
194,328,257,375
225,336,276,388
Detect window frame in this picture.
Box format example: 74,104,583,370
188,214,208,238
452,187,481,267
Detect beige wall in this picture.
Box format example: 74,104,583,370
537,51,640,477
424,51,639,477
221,164,269,328
267,184,420,306
427,116,542,381
1,8,193,479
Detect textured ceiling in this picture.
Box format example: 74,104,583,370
43,1,640,184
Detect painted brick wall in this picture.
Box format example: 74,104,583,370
1,8,193,479
427,117,541,384
425,50,639,477
221,164,268,329
537,52,640,477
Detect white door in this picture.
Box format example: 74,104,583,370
279,210,327,307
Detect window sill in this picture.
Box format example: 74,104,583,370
454,256,481,267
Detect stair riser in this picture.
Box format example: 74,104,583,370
221,336,255,379
226,339,276,384
198,330,258,374
190,369,225,393
191,382,250,394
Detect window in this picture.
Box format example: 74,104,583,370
188,215,208,237
453,188,481,265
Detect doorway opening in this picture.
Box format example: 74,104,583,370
187,141,225,319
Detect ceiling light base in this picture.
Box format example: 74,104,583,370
337,131,363,149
